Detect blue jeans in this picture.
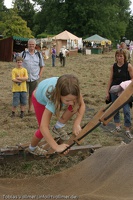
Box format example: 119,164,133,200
111,93,131,127
52,55,56,67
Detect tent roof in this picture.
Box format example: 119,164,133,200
83,34,110,43
53,30,79,40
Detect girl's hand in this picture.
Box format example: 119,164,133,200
56,143,69,154
73,124,81,136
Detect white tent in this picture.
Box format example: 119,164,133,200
52,30,79,54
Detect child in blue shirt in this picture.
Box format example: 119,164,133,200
28,74,85,155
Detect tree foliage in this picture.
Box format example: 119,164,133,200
0,0,8,22
0,8,33,38
32,0,131,42
0,0,132,43
125,15,133,41
12,0,35,30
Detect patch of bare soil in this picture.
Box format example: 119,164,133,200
0,51,133,199
1,142,133,200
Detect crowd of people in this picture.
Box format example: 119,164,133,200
11,39,133,156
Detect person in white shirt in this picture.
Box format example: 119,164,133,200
59,46,69,67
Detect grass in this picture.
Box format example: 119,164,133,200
0,50,132,178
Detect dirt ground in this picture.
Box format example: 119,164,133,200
1,51,133,199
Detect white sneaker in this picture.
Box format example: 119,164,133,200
111,126,122,133
125,131,133,139
116,126,122,132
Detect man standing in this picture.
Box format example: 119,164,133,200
20,39,45,113
59,46,69,67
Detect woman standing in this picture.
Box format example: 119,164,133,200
106,49,133,139
51,45,56,67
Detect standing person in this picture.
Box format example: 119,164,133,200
11,56,28,118
129,41,133,60
20,39,45,113
59,46,69,67
106,49,133,139
120,42,131,62
117,43,120,49
82,45,86,55
28,74,85,155
51,45,56,67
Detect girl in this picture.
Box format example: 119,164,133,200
28,74,85,155
106,49,133,139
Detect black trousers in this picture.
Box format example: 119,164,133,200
60,56,66,66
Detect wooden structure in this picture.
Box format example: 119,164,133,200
0,36,29,62
0,143,102,162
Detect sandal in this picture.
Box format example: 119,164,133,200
28,146,47,156
52,126,70,140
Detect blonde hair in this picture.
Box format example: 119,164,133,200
115,49,127,63
16,56,23,62
46,74,81,117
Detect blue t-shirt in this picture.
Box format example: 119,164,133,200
35,77,58,114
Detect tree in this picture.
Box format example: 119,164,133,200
125,15,133,41
32,0,131,42
0,9,33,38
12,0,35,31
1,0,132,43
0,0,5,11
0,0,9,19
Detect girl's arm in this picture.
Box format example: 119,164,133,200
40,108,69,152
73,94,85,135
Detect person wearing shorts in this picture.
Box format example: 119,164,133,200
11,56,28,118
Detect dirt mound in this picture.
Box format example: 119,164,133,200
1,141,133,200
